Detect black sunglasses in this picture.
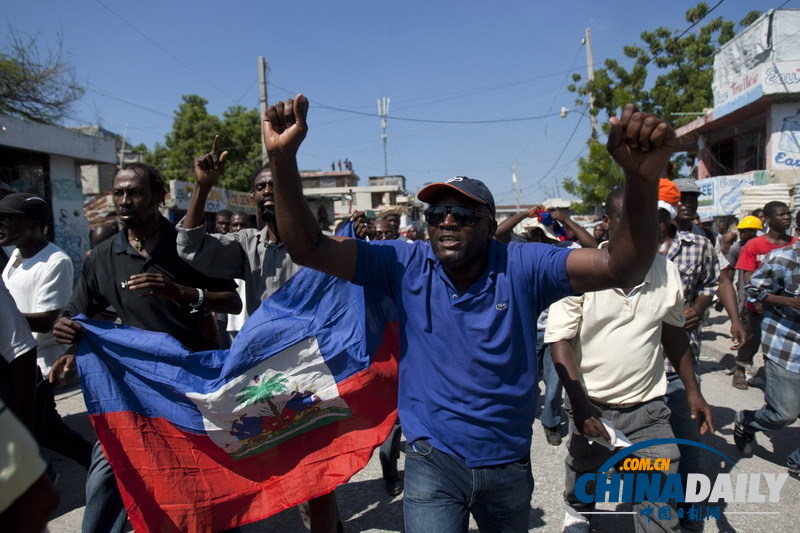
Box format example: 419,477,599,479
424,205,491,227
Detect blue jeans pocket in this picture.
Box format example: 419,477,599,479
408,438,436,458
508,456,530,472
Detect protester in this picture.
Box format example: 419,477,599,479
0,278,38,432
733,201,797,389
263,94,674,532
84,223,119,261
0,398,59,533
226,211,252,341
751,208,767,232
215,209,232,234
718,215,737,257
0,193,93,470
1,193,73,375
229,211,251,233
0,279,58,533
546,186,713,533
372,218,397,241
176,141,361,533
657,178,718,525
735,210,800,480
378,208,404,237
728,215,764,389
50,163,241,533
592,222,607,243
401,225,419,243
359,215,405,493
495,206,596,448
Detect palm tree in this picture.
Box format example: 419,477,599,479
236,373,289,421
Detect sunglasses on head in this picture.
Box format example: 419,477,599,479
424,205,491,227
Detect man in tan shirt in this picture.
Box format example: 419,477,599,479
545,187,714,533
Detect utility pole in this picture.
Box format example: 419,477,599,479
119,123,128,167
583,28,599,139
378,96,390,176
513,161,520,211
258,56,268,165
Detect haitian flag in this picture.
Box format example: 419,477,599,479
74,240,399,532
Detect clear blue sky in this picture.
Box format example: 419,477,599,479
3,0,784,205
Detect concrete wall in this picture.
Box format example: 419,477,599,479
49,155,90,280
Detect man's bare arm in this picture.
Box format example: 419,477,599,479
762,293,800,309
550,340,611,441
125,273,242,315
21,309,62,333
550,209,598,249
494,206,543,244
265,95,359,281
566,104,675,293
184,135,228,230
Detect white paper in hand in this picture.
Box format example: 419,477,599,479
586,417,633,450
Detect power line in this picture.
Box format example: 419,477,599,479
93,0,234,100
268,80,564,125
524,108,587,192
85,83,173,119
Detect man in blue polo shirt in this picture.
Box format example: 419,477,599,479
262,94,675,533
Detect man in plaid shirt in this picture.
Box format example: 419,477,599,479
660,178,719,530
735,210,800,479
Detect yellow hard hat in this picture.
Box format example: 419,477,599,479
737,216,763,230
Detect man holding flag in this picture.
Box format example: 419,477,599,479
50,163,241,533
263,95,675,532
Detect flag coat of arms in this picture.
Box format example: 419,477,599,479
75,246,399,532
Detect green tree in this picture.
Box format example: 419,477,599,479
565,3,761,209
0,29,84,124
145,95,221,183
218,105,263,191
144,96,263,190
562,138,624,213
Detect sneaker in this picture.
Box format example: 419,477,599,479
544,425,563,446
563,510,590,533
732,368,748,390
789,467,800,481
733,411,755,456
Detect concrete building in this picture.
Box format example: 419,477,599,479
71,125,145,195
165,169,422,230
675,9,800,219
0,114,116,276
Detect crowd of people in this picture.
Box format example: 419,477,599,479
0,97,797,533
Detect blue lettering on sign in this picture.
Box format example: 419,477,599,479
775,152,800,167
765,67,800,86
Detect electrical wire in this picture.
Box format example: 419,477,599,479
93,0,234,100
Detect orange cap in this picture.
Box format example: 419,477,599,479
658,179,681,206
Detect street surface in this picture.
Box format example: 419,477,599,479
47,308,799,532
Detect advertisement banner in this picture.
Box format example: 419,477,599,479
695,175,755,218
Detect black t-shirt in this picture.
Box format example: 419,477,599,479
65,217,236,352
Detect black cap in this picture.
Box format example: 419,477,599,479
0,193,50,223
418,176,496,217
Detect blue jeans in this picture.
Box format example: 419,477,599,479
741,358,800,470
404,439,533,533
536,331,563,429
83,441,126,533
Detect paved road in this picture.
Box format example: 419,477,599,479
46,309,799,532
